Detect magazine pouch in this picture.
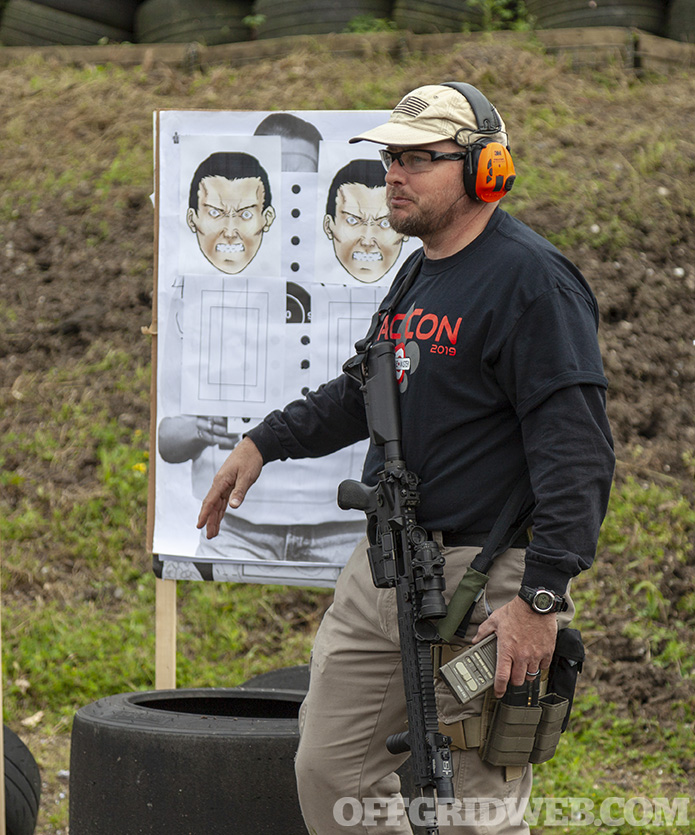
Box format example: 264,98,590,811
529,693,569,763
480,700,542,767
480,627,585,768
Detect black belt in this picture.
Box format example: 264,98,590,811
441,529,530,549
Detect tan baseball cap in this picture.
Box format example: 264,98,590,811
349,83,507,148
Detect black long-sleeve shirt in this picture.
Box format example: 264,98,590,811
249,209,615,595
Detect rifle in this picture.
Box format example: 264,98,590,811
338,340,455,835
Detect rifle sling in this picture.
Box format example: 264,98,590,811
470,471,534,575
438,473,534,643
354,251,424,355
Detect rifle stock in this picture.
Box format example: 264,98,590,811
339,341,455,833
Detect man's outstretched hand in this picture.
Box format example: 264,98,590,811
196,437,264,539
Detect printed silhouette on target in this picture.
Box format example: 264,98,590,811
254,113,323,321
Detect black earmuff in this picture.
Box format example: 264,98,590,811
441,81,516,203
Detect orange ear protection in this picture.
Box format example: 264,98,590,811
441,81,516,203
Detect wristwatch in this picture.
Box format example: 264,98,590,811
518,585,568,615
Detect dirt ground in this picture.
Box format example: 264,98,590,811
1,35,695,829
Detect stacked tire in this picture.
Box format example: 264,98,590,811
665,0,695,43
525,0,668,36
4,725,41,835
134,0,252,45
69,686,308,834
69,666,422,835
392,0,483,34
252,0,393,39
0,0,139,45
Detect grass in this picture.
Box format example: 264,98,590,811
0,350,327,727
531,680,694,831
526,472,695,832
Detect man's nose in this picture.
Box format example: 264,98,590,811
385,160,405,185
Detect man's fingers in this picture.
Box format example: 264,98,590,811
228,487,245,509
493,654,512,699
204,516,220,540
196,438,264,538
197,494,225,534
227,458,262,508
471,620,493,644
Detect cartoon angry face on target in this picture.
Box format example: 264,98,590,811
187,152,276,275
323,160,408,283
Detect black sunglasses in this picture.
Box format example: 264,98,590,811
379,148,468,174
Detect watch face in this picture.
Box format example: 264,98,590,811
533,591,554,612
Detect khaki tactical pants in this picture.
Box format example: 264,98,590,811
295,535,574,834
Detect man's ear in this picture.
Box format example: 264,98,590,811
186,208,198,233
262,205,276,232
323,214,335,240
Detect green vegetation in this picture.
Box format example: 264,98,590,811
345,14,397,34
242,14,266,32
530,476,695,831
468,0,531,32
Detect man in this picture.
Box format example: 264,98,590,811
324,159,409,283
186,151,276,275
197,83,615,832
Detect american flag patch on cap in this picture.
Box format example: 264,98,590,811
393,96,430,117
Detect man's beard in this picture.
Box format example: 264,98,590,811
388,192,466,239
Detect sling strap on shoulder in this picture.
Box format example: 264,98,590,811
352,251,424,357
438,472,534,643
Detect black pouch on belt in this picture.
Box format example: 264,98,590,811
547,627,585,732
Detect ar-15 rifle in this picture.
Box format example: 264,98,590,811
338,340,455,835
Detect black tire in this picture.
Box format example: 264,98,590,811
69,688,307,835
239,663,310,692
134,0,251,44
253,0,393,39
392,0,482,34
525,0,667,36
665,0,695,43
0,0,131,45
24,0,138,29
4,725,41,835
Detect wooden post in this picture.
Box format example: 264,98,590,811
155,577,177,690
0,560,6,835
149,112,176,693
